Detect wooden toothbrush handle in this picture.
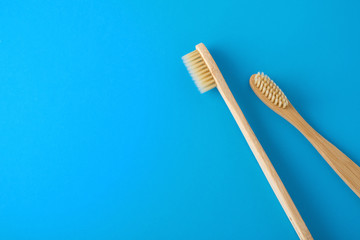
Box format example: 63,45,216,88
216,83,312,239
290,113,360,198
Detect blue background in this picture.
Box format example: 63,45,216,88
0,0,359,239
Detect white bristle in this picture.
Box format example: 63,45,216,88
253,72,289,108
182,50,216,93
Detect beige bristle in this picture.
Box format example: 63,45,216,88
182,49,216,93
254,72,289,108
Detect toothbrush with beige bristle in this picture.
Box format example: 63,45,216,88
182,43,313,240
250,72,360,197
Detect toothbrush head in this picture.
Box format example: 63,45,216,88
250,72,289,109
182,43,217,93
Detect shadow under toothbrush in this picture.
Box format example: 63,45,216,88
209,47,335,240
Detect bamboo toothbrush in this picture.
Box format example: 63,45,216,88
182,43,313,240
250,72,360,198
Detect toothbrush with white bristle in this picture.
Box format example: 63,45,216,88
182,43,313,240
250,72,360,198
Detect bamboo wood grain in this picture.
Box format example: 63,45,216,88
249,74,360,198
196,44,313,240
